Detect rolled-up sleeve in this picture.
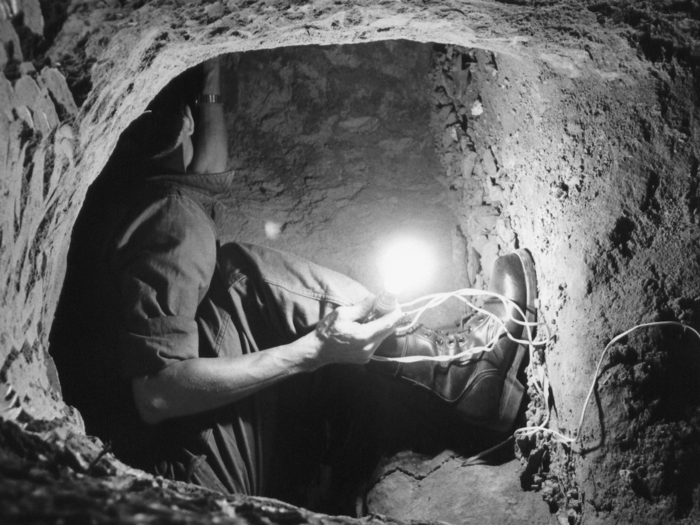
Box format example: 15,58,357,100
112,194,216,378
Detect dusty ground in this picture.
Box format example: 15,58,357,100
1,0,700,524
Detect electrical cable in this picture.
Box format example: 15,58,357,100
371,288,700,451
370,288,548,365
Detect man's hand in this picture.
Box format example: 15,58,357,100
312,296,404,367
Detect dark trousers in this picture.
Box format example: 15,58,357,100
155,243,483,511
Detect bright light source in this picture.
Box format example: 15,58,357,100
265,221,283,240
379,237,434,296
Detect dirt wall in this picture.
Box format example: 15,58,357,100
425,41,700,523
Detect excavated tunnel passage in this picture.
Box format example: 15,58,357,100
1,2,700,524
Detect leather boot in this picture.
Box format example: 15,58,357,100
369,249,537,433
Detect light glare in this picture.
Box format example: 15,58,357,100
379,237,433,296
265,221,282,240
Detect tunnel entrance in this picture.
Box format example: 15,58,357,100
50,40,554,521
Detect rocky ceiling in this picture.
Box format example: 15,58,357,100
1,1,700,524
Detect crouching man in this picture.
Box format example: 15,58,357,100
58,57,536,504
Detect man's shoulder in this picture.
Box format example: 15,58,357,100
127,181,216,236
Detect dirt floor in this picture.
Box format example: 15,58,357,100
1,1,700,524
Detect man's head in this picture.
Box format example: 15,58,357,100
120,77,195,167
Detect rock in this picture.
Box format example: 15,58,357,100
205,1,224,20
438,104,458,126
496,217,515,248
487,181,504,204
482,147,498,179
472,158,484,178
0,75,17,117
471,234,490,255
0,19,22,64
442,126,456,148
19,61,35,75
461,151,477,178
13,74,58,134
467,205,499,234
367,456,556,524
39,68,79,119
21,0,44,36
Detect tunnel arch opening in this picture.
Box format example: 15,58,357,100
51,38,548,517
3,2,700,523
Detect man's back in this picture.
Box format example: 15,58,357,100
50,162,152,467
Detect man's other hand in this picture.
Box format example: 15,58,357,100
312,296,404,367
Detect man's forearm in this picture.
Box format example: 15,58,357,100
189,58,228,174
132,297,403,425
133,331,322,424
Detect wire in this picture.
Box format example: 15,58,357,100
514,321,700,448
370,288,549,365
572,321,700,444
372,288,700,452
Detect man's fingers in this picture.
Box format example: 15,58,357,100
339,295,376,322
359,306,404,341
315,302,405,366
353,307,403,344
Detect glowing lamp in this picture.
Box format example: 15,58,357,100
367,237,433,320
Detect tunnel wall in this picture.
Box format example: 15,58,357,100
1,1,700,523
0,0,564,423
428,42,700,522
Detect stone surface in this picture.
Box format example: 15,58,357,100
21,0,43,36
0,19,22,66
0,417,417,525
367,454,557,524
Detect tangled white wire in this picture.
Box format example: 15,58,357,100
369,288,548,364
370,289,700,451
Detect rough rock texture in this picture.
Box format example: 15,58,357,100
1,0,700,524
367,452,557,524
0,416,413,525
